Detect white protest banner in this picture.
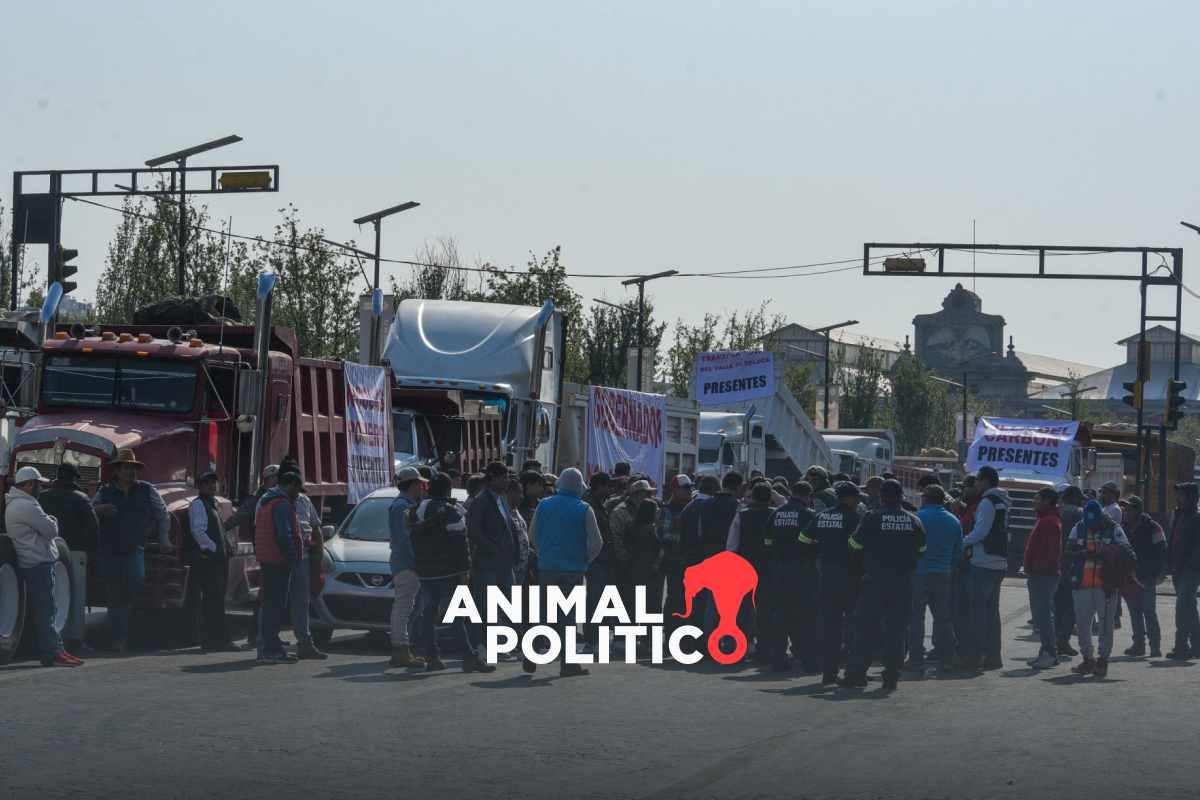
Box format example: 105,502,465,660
344,361,392,504
586,385,666,491
694,351,775,407
965,417,1080,478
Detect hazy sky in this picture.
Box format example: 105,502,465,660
3,0,1197,369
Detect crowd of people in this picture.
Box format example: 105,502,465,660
386,458,1200,690
7,447,1200,691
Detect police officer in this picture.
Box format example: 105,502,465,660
806,466,838,511
839,479,926,691
755,481,820,672
726,481,775,663
800,481,865,684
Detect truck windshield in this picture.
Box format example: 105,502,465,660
41,355,198,413
699,433,722,464
338,497,391,542
393,412,414,454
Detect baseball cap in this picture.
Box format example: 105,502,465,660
198,471,219,484
834,481,862,499
13,466,47,485
262,464,280,480
395,466,429,486
670,474,693,491
1083,499,1105,529
1100,480,1120,494
1124,495,1144,512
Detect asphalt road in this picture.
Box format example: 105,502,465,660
2,580,1195,800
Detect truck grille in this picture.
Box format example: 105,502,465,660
19,462,101,485
1006,488,1039,573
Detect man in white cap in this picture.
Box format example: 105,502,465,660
6,466,81,667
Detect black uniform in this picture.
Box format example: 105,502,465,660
732,502,774,656
845,503,926,684
800,505,863,679
757,498,819,670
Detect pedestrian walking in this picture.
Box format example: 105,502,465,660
1121,496,1166,658
389,467,428,668
757,481,820,672
7,467,81,667
527,468,604,677
1167,482,1200,660
184,472,239,653
253,470,304,664
840,479,926,691
1023,488,1063,670
906,484,962,671
411,473,490,672
1055,486,1085,657
955,466,1009,672
1067,500,1131,677
466,461,518,661
799,481,864,685
92,448,170,653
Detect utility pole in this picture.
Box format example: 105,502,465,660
811,320,858,428
145,135,244,296
351,201,420,364
620,270,677,392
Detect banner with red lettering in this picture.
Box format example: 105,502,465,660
586,385,666,492
966,417,1079,478
344,361,392,504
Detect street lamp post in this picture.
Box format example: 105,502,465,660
620,270,678,391
811,320,858,428
146,135,243,296
351,201,421,364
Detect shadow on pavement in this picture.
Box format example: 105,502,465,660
1148,659,1194,668
313,659,394,679
179,658,262,674
1043,673,1125,685
760,682,837,698
470,673,558,689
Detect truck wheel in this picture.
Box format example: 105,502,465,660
0,539,26,664
312,627,333,649
51,541,74,639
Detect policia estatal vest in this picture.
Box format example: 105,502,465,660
799,481,865,684
839,479,926,692
756,481,820,672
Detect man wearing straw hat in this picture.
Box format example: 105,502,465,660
93,448,170,653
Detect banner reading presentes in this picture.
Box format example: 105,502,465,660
694,351,775,407
586,385,666,491
344,361,392,504
965,417,1080,478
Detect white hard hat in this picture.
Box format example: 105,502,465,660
14,466,48,485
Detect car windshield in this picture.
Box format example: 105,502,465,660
337,497,394,541
41,355,198,413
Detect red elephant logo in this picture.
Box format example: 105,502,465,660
673,551,758,665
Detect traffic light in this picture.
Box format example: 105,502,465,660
1122,380,1143,410
50,245,78,295
1167,378,1187,426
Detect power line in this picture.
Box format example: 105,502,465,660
65,193,917,282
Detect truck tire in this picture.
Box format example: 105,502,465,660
51,540,74,639
0,537,26,664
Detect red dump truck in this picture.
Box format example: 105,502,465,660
0,276,383,662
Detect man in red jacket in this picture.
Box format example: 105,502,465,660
1023,488,1063,670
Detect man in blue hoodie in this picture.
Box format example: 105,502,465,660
906,484,962,671
527,468,604,677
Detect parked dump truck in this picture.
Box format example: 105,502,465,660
379,298,565,475
698,385,832,482
556,382,699,487
0,276,376,663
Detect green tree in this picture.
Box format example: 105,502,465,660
835,338,888,428
388,236,483,302
664,301,788,398
889,354,948,454
785,362,819,418
0,198,42,311
580,298,666,388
